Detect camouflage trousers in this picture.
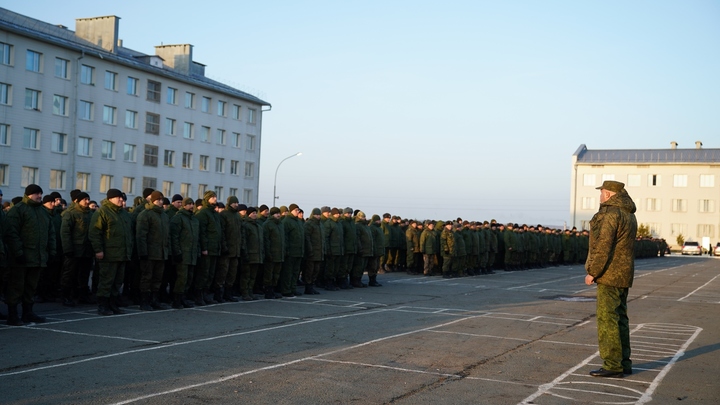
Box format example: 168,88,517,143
596,284,631,372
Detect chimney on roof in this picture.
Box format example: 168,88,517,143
695,141,703,149
75,15,120,54
154,44,193,74
670,141,678,149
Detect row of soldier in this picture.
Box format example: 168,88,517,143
0,185,667,325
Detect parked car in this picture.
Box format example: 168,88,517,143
681,241,702,256
714,242,720,257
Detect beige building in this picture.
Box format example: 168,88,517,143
570,142,720,249
0,8,269,205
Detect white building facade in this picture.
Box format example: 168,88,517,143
0,8,269,205
570,143,720,249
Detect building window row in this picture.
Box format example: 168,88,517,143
584,173,716,188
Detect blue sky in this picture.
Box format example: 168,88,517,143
4,1,718,225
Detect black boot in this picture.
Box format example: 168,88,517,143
204,289,218,305
304,284,320,295
97,297,113,316
368,275,383,287
324,280,339,291
181,294,195,308
139,292,153,311
350,277,367,288
172,294,184,309
151,292,169,310
7,304,25,326
264,286,275,299
214,288,225,303
21,303,46,323
223,288,239,302
194,290,206,306
108,296,126,314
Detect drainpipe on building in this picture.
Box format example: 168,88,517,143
70,51,84,195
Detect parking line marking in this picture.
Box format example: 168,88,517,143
677,274,720,301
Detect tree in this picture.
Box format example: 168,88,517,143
676,234,685,246
637,223,651,238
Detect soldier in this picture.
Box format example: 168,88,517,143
216,196,243,302
503,223,519,271
351,211,372,288
339,207,357,289
406,220,421,274
166,194,183,219
262,207,285,299
169,198,199,308
281,203,304,297
240,207,263,301
4,185,56,325
194,190,225,305
135,191,171,311
323,208,344,291
89,188,133,316
380,213,394,272
59,192,93,306
367,214,385,286
585,180,637,378
302,208,324,295
440,221,455,278
420,221,438,276
454,223,467,276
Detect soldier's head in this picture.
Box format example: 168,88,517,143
383,213,391,223
149,191,164,207
247,207,258,219
42,194,55,209
106,189,124,207
203,190,217,205
142,188,155,202
312,207,322,219
321,206,331,218
343,207,353,218
270,207,281,219
427,221,434,230
182,198,195,211
75,192,90,208
238,204,248,216
289,203,300,217
172,194,183,209
331,208,341,219
25,184,43,203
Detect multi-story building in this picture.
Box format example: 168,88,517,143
0,8,269,205
570,142,720,249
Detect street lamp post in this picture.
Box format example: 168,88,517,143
273,152,302,205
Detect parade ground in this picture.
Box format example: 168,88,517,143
1,256,718,404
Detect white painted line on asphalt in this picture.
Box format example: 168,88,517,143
429,330,597,347
191,308,300,320
508,275,585,290
18,326,161,343
677,274,720,302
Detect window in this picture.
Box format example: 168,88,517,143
1,124,10,146
147,80,161,102
180,183,191,197
582,174,596,187
103,106,117,125
215,158,224,173
646,223,661,237
104,71,117,91
79,100,93,120
183,122,194,139
199,155,209,171
217,100,226,116
25,89,41,110
232,132,241,148
232,104,241,120
673,174,687,187
23,128,39,150
124,144,136,162
142,177,157,191
581,197,596,210
101,140,115,159
601,174,615,182
100,174,113,193
26,50,41,72
699,200,715,213
145,112,160,134
700,174,715,188
230,160,239,175
198,184,207,199
165,118,176,136
670,223,687,237
51,132,67,153
182,152,193,169
53,95,68,116
123,177,135,195
0,42,12,65
646,198,661,212
648,174,660,186
185,92,195,108
21,167,39,187
55,58,69,79
0,164,7,186
216,129,226,145
50,169,65,189
200,126,210,142
201,96,211,113
164,150,175,167
244,162,254,178
76,172,90,190
229,187,238,198
697,224,715,238
671,199,687,212
627,174,641,187
125,110,138,129
0,83,10,105
77,137,92,156
246,135,255,151
144,145,158,167
167,87,177,104
215,186,223,201
243,189,253,204
248,108,256,124
162,181,173,196
80,64,94,85
127,77,138,95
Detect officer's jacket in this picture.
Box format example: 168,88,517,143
263,216,285,263
89,199,133,262
4,196,56,267
420,228,437,255
324,216,344,256
220,205,243,258
283,214,305,258
244,218,264,264
341,216,357,255
370,221,385,256
170,208,200,265
196,200,224,256
304,216,325,261
61,203,93,257
355,218,373,257
136,203,170,260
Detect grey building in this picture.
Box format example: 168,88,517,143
571,142,720,250
0,8,269,205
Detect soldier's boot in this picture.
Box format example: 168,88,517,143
213,288,225,304
7,304,25,326
324,280,339,291
108,296,126,315
78,287,96,304
96,297,113,316
21,303,46,323
304,284,320,295
193,290,206,306
337,277,351,289
223,288,239,302
172,294,184,309
180,294,195,308
0,308,6,321
368,275,383,287
241,290,254,301
203,289,218,305
139,292,153,311
151,292,170,310
264,286,275,299
350,277,367,288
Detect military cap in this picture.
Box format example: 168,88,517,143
195,199,203,207
343,207,353,214
321,206,331,213
238,204,248,211
149,191,164,202
270,207,281,215
383,213,391,218
162,197,170,206
42,195,55,204
371,214,381,222
11,196,22,205
444,221,453,226
69,189,81,202
312,208,322,215
331,207,340,215
247,206,257,214
258,204,269,212
142,188,155,199
75,192,90,202
121,193,127,201
596,180,625,193
172,194,183,202
203,190,216,200
25,184,43,196
182,197,195,206
227,196,239,205
106,188,123,200
217,202,225,209
289,203,299,212
356,211,366,219
49,191,62,200
279,205,288,213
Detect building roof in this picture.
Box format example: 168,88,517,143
573,144,720,164
0,7,270,106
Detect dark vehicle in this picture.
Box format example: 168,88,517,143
681,241,702,256
714,242,720,257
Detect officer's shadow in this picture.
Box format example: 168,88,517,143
632,341,720,375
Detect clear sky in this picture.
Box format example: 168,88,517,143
4,1,718,226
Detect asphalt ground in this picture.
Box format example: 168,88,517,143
1,255,718,405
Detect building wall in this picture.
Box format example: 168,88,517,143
0,22,265,206
571,159,720,248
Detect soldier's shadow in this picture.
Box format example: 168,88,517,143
632,342,720,375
